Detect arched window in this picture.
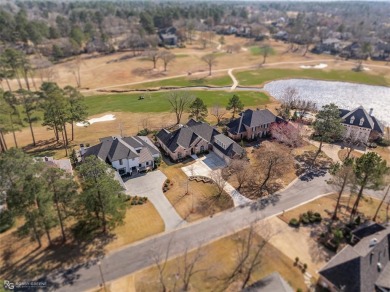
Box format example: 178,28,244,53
350,116,355,124
359,118,364,126
200,145,205,153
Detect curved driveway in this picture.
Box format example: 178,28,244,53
47,170,336,292
124,171,186,231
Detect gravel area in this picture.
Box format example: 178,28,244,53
264,79,390,125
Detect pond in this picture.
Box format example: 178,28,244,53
263,79,390,125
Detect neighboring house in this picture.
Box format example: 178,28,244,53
226,109,278,141
339,106,384,144
156,119,244,164
242,272,294,292
312,38,351,55
35,156,73,175
318,222,390,292
158,27,178,47
81,136,161,176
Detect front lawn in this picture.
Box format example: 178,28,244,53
85,90,270,115
235,68,389,87
0,201,164,281
160,159,234,222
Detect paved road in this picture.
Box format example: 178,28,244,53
46,170,335,292
124,171,186,230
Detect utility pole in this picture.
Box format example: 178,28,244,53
97,261,107,292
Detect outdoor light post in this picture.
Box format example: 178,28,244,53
97,261,107,292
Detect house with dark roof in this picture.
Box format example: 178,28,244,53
318,222,390,292
242,272,294,292
80,136,161,176
226,109,278,141
156,119,244,164
339,106,384,144
158,27,178,47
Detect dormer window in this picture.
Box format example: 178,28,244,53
350,116,355,124
359,118,364,126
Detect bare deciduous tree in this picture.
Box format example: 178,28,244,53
342,130,361,161
255,149,291,196
167,91,195,124
223,221,273,290
144,49,161,69
211,104,227,125
160,51,176,72
210,169,227,197
69,55,83,88
225,159,251,190
201,54,218,76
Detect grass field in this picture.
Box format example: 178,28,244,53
249,46,276,56
85,90,270,115
126,75,233,89
235,68,389,87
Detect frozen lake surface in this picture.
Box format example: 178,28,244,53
264,79,390,125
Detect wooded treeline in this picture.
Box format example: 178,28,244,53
1,1,390,60
0,48,88,154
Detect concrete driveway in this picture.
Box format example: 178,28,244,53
183,153,252,206
124,171,186,230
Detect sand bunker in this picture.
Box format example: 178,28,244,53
300,63,328,69
76,114,116,127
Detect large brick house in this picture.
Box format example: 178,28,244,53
156,119,244,164
318,222,390,292
81,136,161,176
226,109,277,141
339,106,384,144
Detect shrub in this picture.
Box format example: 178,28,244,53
295,257,299,263
166,179,170,184
300,213,310,225
137,128,150,136
0,210,14,233
289,218,300,228
377,138,390,147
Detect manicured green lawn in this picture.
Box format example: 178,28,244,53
249,46,276,56
85,90,269,115
128,75,232,89
235,68,389,87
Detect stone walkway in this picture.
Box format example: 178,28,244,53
182,153,252,206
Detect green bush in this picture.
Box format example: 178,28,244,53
137,128,150,136
377,138,390,147
0,210,14,233
300,213,310,224
289,218,300,228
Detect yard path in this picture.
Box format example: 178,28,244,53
48,170,334,292
81,59,334,93
182,153,252,206
124,171,186,231
228,68,238,91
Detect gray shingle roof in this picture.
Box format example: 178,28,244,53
340,106,384,134
319,223,390,292
83,136,159,163
138,148,154,164
243,272,294,292
227,109,276,134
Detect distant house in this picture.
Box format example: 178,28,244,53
156,119,244,164
81,136,161,176
273,31,288,41
312,38,351,55
339,106,384,144
158,27,178,47
226,109,278,141
35,156,73,175
318,222,390,292
243,272,294,292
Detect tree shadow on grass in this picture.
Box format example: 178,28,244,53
295,151,330,181
1,224,115,290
